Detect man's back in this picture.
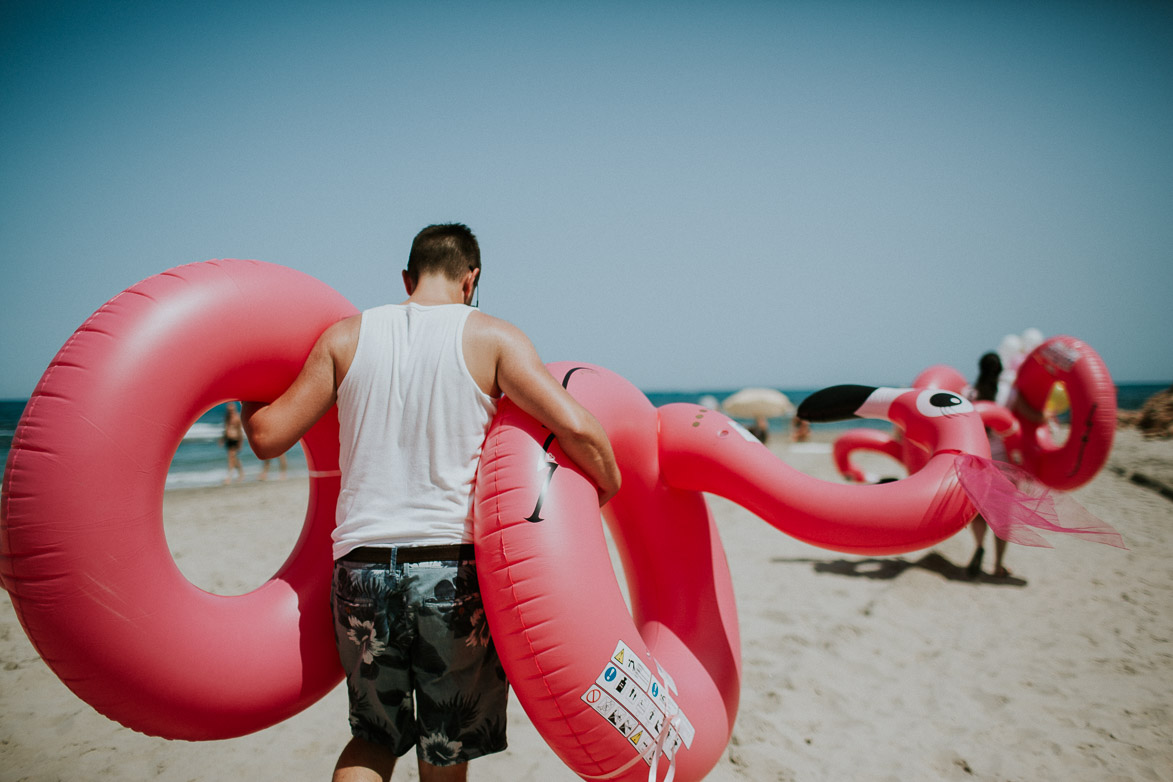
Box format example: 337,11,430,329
332,303,496,558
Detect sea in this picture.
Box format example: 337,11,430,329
1,383,1167,492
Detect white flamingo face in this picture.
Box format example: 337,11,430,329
913,389,973,418
854,387,905,419
855,387,973,421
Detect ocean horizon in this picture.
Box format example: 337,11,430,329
1,382,1168,491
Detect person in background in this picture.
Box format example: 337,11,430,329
222,401,245,484
260,452,288,481
748,415,769,443
966,351,1010,578
790,415,811,443
241,223,621,782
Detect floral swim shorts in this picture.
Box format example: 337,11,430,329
331,547,509,766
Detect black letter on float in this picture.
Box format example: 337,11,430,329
524,366,589,523
525,434,559,523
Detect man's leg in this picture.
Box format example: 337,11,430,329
331,559,417,781
333,736,398,782
418,758,469,782
410,556,509,776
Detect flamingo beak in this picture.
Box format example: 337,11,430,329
797,384,878,422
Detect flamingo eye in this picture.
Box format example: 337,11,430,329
915,389,974,418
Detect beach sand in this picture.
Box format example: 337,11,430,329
2,428,1171,781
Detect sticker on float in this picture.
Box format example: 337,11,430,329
1040,340,1082,372
580,641,696,764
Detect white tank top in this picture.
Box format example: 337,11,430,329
332,303,497,560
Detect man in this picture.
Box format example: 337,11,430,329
242,224,621,782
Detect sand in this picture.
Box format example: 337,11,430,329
2,428,1171,781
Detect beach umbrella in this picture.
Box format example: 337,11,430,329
721,387,794,419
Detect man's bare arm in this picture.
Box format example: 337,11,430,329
490,320,621,505
241,316,358,459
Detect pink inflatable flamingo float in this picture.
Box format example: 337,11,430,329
475,366,1116,781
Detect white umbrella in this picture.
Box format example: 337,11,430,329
721,387,794,419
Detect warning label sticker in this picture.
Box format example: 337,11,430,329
579,641,695,765
1040,341,1082,373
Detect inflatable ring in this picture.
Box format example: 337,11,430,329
0,260,356,739
476,370,988,781
1009,335,1116,490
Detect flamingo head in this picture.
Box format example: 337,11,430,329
797,385,990,460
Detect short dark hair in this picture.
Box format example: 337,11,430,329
406,223,480,283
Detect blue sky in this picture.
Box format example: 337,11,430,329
2,1,1170,400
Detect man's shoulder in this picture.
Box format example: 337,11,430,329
320,313,362,352
465,311,537,366
467,310,523,340
328,312,363,334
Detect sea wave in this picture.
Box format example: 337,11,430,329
165,465,307,490
183,422,227,442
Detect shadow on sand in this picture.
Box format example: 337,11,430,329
771,552,1028,587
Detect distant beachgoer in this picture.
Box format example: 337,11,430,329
790,415,810,443
260,452,288,481
749,415,769,443
966,352,1010,578
222,401,245,484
